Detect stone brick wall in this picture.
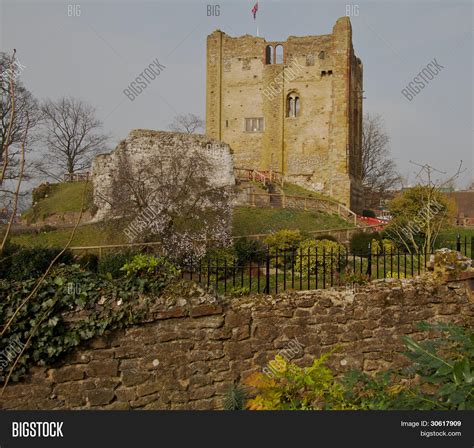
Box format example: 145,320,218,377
206,17,363,212
1,276,472,410
91,130,235,221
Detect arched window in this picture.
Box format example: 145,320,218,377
319,51,325,60
286,93,300,117
265,45,273,64
275,45,284,64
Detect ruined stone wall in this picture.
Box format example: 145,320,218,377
206,17,363,212
91,130,235,221
2,277,472,410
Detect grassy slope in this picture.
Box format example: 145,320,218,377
232,207,349,236
12,207,350,247
22,182,92,223
280,183,339,202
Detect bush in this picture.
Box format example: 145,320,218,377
245,351,350,410
32,182,54,203
121,254,180,278
371,238,397,255
362,209,376,218
98,250,136,278
244,322,474,410
78,253,99,273
313,234,338,243
296,239,347,274
349,232,380,256
263,229,303,254
234,238,265,265
1,246,74,281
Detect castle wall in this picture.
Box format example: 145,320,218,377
206,17,363,212
91,130,235,222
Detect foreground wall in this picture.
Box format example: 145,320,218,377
1,277,472,410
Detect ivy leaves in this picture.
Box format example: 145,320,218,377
0,262,175,382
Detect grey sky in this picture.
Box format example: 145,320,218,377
1,0,472,187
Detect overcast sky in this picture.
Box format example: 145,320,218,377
1,0,472,187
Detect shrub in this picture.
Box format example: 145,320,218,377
244,322,474,411
234,238,265,264
98,250,136,278
263,229,303,254
349,232,380,256
264,230,303,268
245,351,350,410
296,239,347,274
371,238,397,255
32,182,54,203
2,246,74,281
313,234,338,243
121,254,180,278
78,253,99,273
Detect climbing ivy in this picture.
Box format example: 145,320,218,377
0,262,178,382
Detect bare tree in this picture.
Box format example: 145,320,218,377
106,141,233,261
0,52,41,186
362,113,400,208
0,50,33,250
168,113,204,134
40,97,109,177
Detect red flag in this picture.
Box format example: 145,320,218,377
251,1,258,20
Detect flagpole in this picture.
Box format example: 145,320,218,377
256,0,259,37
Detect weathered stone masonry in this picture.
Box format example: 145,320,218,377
1,276,472,410
206,17,363,212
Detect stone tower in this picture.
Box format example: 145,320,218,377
206,16,363,212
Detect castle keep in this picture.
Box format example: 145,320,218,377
206,17,363,212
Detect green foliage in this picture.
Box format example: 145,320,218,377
245,322,474,411
78,253,99,273
245,352,351,410
233,238,265,265
223,385,247,410
296,239,347,274
371,238,396,255
349,232,380,256
98,251,136,278
387,185,456,253
0,263,177,382
400,322,474,410
264,229,303,254
121,254,180,278
313,234,338,243
0,246,74,281
32,183,53,203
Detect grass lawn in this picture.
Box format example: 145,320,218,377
22,182,93,223
11,222,125,248
280,183,338,201
11,206,351,249
232,206,350,236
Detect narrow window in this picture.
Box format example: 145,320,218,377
319,51,325,60
245,118,264,132
275,45,284,64
321,71,327,77
265,45,273,64
286,93,300,117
